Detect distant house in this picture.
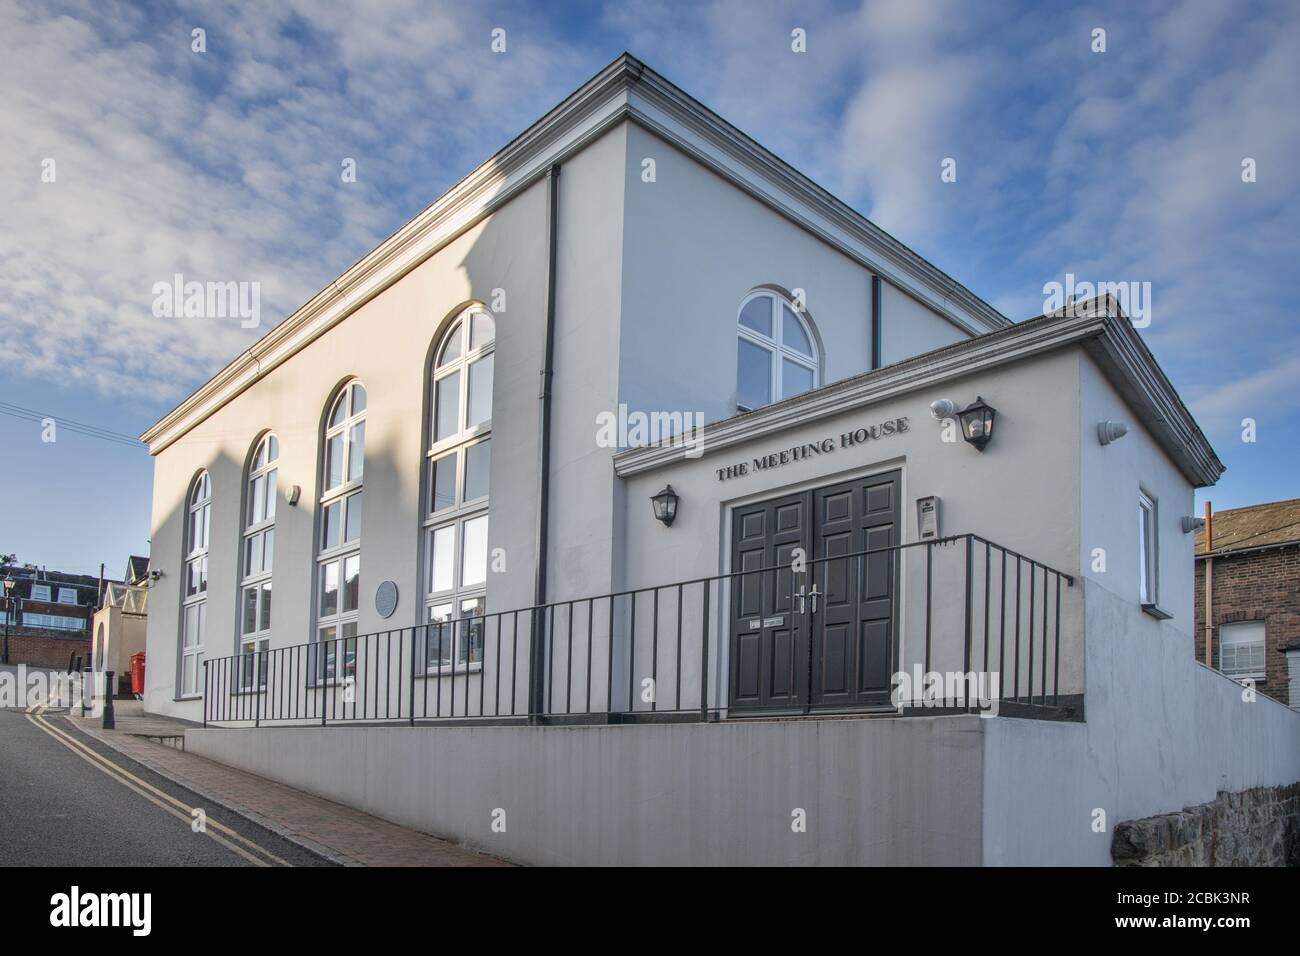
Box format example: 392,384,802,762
92,556,151,695
1,565,119,669
1195,499,1300,706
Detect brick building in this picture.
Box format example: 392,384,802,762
1194,498,1300,706
1,564,122,669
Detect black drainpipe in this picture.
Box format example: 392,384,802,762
870,274,883,370
528,163,561,722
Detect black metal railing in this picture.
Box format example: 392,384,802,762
202,534,1076,727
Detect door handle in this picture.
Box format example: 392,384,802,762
809,584,820,614
796,585,821,614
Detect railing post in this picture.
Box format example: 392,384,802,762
202,660,208,727
963,534,973,712
409,627,417,726
255,653,261,728
699,580,710,722
527,608,544,724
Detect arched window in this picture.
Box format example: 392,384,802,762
424,306,493,671
736,290,819,410
314,382,365,682
239,433,277,689
180,471,211,697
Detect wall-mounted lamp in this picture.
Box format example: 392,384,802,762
1097,421,1128,446
929,398,959,421
149,569,164,582
957,397,996,452
287,485,302,506
650,485,679,527
1181,516,1205,534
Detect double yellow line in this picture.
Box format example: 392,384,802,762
25,707,292,867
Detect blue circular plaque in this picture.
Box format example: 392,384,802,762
375,580,399,618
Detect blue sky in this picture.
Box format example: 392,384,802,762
1,0,1297,575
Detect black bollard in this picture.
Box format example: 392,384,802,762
102,671,115,730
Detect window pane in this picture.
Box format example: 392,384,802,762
350,383,366,414
737,338,772,408
183,655,196,695
242,587,258,635
1138,501,1152,603
245,533,263,578
467,354,493,428
471,311,495,350
267,435,278,461
329,394,347,427
782,304,813,357
251,475,265,524
739,296,772,337
438,322,463,367
259,581,272,631
427,604,453,668
201,505,210,549
462,515,488,588
263,528,274,570
430,453,457,513
342,555,360,613
344,491,362,543
265,468,277,520
347,421,365,482
320,561,339,617
317,626,337,681
326,433,344,489
459,596,485,664
322,501,341,550
184,604,199,646
430,525,454,594
781,358,815,400
434,371,461,441
464,440,490,502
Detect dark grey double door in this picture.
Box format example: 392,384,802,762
728,470,900,713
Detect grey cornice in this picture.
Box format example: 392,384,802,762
142,53,1009,452
613,311,1224,489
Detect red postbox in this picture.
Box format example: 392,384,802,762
130,651,146,696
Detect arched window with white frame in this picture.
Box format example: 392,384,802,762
239,433,277,689
736,290,819,411
313,382,365,683
423,305,493,672
179,471,211,697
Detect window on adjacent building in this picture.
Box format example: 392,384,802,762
1138,491,1157,606
180,471,211,697
240,433,277,690
1220,621,1266,681
424,307,493,671
313,383,365,683
23,613,83,631
57,587,77,605
736,290,819,411
30,584,52,602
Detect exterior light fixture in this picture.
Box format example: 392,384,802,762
1181,516,1205,534
957,396,996,451
650,485,679,527
1097,421,1128,446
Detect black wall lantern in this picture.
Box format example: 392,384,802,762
650,485,679,527
957,396,996,451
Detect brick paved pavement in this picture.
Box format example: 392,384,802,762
63,710,510,867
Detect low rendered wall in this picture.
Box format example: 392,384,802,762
981,581,1300,866
187,715,984,866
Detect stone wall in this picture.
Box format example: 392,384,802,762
1112,783,1300,866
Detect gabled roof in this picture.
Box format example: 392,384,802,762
126,555,150,585
1197,498,1300,556
142,53,1009,454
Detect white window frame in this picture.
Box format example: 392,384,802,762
736,290,819,412
313,384,365,684
1138,490,1157,606
239,434,278,691
424,308,494,673
1220,621,1266,682
30,584,52,603
179,472,211,698
56,587,77,605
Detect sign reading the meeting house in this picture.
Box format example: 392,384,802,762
715,416,910,482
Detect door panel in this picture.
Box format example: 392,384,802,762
730,470,900,713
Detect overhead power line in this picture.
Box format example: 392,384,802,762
0,402,147,450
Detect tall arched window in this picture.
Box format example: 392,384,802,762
180,471,211,697
424,306,493,671
240,433,277,688
736,290,819,411
314,382,365,682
